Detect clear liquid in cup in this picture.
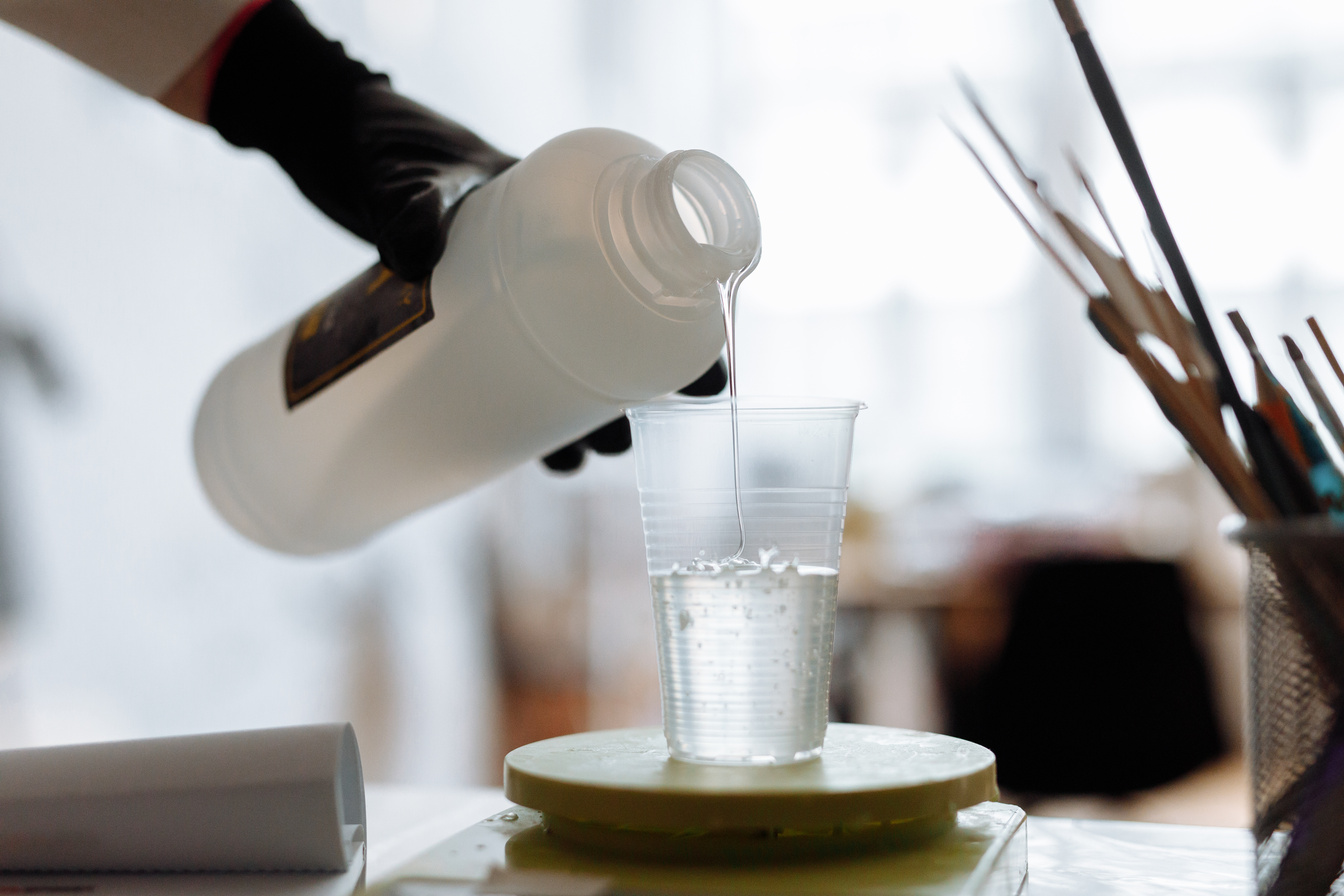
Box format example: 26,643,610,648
651,563,838,764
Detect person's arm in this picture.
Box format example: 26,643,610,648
156,48,216,124
1,0,515,282
0,0,252,101
159,0,270,123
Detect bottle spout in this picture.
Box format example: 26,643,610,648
603,148,761,311
656,149,761,280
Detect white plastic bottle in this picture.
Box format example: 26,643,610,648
194,128,761,554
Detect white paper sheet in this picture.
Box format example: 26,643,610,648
0,723,365,875
0,840,365,895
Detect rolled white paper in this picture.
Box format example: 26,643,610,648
0,723,364,872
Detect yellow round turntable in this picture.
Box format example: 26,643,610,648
503,724,999,861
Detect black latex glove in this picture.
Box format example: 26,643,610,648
207,0,516,282
541,358,729,473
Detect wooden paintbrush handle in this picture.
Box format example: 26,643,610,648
1308,316,1344,391
1052,0,1087,37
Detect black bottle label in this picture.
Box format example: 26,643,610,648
284,263,435,408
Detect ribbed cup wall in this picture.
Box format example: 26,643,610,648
628,397,863,574
639,486,848,574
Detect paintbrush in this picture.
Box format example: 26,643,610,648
957,85,1214,396
1051,211,1212,410
1229,312,1310,470
1308,317,1344,394
1050,0,1317,517
951,101,1272,515
946,123,1093,295
954,75,1071,228
1285,335,1344,458
1230,313,1344,519
1066,152,1217,390
1087,298,1276,519
1049,0,1228,397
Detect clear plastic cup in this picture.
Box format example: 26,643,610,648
627,396,862,764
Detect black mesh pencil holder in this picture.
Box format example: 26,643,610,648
1234,519,1344,896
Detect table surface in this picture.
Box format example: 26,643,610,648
365,785,1257,895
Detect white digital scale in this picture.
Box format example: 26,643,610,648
371,724,1026,895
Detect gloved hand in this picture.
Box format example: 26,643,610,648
541,358,729,473
207,0,516,282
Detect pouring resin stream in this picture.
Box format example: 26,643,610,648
716,247,760,563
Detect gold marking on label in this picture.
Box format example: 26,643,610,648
366,267,395,295
296,302,327,342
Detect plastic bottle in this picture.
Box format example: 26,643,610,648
193,128,762,554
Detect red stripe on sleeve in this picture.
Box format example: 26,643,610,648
203,0,275,104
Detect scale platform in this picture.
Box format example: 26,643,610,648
373,724,1027,895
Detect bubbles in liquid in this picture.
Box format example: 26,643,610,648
675,545,803,577
651,563,838,763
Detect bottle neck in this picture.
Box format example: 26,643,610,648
599,149,761,317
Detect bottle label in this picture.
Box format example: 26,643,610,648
284,263,435,408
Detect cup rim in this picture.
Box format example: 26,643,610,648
1222,513,1344,544
626,395,865,419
